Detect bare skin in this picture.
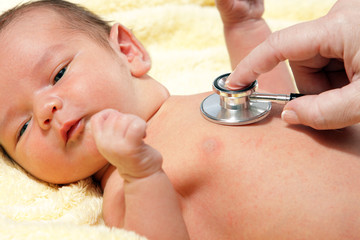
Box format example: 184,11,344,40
98,91,360,240
148,94,360,239
97,1,360,238
0,0,359,239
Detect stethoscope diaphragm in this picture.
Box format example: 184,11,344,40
200,73,303,126
200,73,271,125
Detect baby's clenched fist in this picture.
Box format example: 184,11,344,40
90,109,162,182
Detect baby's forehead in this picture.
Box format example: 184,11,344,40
1,5,111,50
0,14,67,60
0,10,77,81
2,7,67,37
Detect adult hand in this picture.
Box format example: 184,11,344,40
226,0,360,129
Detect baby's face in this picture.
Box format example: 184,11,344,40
0,9,142,183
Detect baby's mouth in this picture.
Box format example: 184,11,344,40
61,118,85,145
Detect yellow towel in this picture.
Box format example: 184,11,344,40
0,0,336,239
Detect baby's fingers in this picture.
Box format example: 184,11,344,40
90,109,114,139
90,109,146,145
90,109,122,136
124,116,147,145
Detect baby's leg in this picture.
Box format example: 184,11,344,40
216,0,296,93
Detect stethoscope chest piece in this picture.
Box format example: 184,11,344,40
201,73,271,125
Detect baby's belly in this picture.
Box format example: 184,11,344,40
165,127,360,239
146,95,360,239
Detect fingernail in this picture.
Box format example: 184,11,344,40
225,80,246,90
281,110,299,124
224,79,232,88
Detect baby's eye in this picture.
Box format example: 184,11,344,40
19,120,29,139
54,66,67,84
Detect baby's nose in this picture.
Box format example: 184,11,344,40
34,95,63,130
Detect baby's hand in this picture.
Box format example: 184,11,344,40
90,109,162,182
215,0,264,26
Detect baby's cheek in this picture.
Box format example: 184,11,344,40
18,140,69,183
17,131,56,171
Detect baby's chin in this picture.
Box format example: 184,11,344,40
66,119,108,179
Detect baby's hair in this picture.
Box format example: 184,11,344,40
0,0,112,49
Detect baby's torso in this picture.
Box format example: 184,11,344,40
145,93,360,239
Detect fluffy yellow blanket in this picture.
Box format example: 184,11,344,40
0,0,336,239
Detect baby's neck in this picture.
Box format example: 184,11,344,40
135,75,170,122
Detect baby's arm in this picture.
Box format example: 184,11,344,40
216,0,270,69
91,109,189,240
216,0,296,93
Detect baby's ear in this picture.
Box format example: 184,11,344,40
109,24,151,77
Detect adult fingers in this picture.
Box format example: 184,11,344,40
281,80,360,129
290,57,348,94
225,19,328,89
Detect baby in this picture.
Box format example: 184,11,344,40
0,0,359,239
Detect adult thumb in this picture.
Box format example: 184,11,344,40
281,81,360,129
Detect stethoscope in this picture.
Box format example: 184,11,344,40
200,73,303,125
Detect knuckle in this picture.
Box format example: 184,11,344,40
308,109,327,130
299,99,328,130
266,31,287,62
343,85,360,124
129,118,146,132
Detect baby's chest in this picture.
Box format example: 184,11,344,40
160,137,257,237
160,134,247,200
